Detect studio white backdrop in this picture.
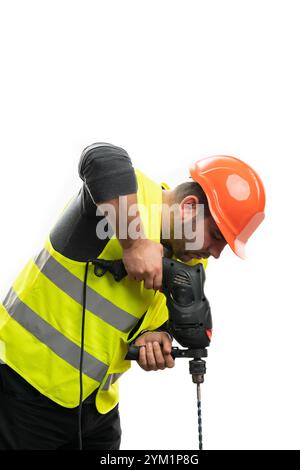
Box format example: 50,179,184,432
0,0,299,450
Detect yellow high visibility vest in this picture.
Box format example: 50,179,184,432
0,169,207,414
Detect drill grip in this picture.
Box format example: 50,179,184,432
125,345,207,360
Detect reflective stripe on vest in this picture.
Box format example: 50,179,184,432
3,287,108,383
102,373,123,391
33,248,137,333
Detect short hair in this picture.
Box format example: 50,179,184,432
173,181,210,217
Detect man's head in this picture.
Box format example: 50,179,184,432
190,155,266,259
161,155,265,262
161,181,227,261
162,155,265,261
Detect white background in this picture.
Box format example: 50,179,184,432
0,0,299,450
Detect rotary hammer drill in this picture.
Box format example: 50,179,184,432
93,254,212,450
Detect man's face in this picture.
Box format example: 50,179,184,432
169,198,227,261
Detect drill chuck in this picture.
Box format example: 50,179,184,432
189,359,206,384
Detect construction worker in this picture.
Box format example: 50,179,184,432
0,143,265,450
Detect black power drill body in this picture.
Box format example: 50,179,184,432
162,257,212,351
93,255,212,449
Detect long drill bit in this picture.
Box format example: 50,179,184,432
190,359,206,451
197,382,203,450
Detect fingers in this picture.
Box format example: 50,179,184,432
162,334,172,355
162,335,175,368
152,342,167,370
138,345,148,369
143,269,163,291
128,271,162,290
127,273,144,282
137,341,175,371
164,352,175,369
143,275,155,290
138,342,157,371
122,240,164,290
153,270,163,292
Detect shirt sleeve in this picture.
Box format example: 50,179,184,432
78,143,138,204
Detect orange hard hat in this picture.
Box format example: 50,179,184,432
190,156,265,259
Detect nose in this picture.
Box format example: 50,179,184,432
210,249,221,259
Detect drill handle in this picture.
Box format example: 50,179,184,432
125,345,176,361
125,345,207,360
92,246,172,282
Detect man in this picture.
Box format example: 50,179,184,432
0,143,265,449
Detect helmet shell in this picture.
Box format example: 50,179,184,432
190,156,265,258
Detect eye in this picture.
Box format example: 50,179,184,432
211,230,224,241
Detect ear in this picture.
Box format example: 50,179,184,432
180,195,199,220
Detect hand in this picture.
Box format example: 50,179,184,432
134,331,175,371
122,239,164,290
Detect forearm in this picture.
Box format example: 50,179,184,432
79,143,163,290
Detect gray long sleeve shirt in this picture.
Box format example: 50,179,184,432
50,143,137,261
